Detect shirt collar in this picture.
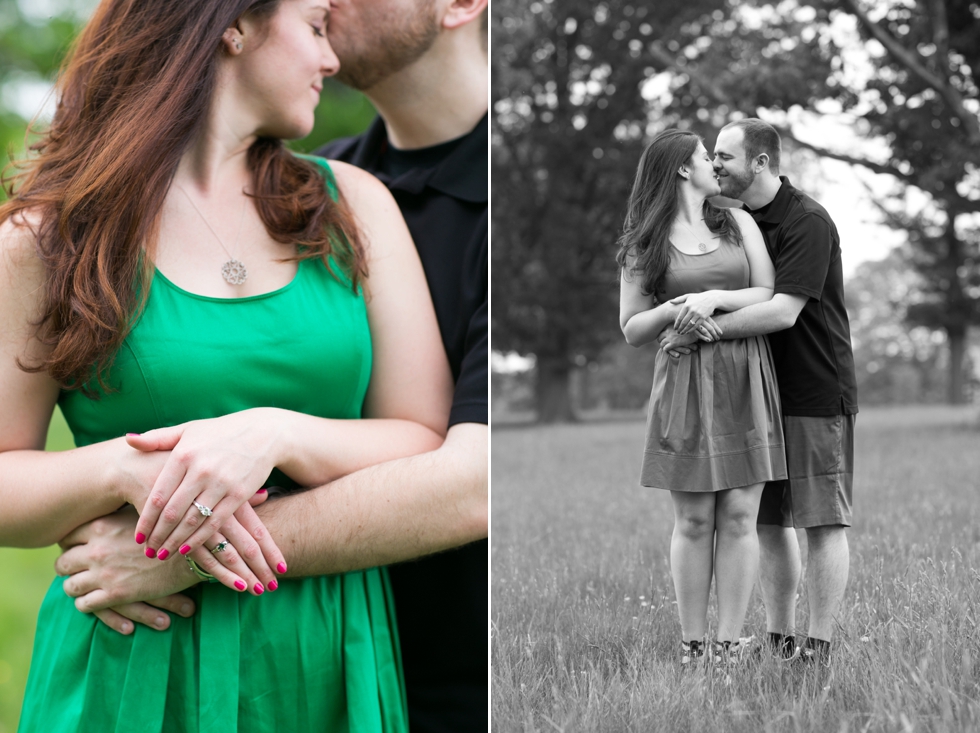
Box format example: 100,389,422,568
745,176,794,225
345,113,488,204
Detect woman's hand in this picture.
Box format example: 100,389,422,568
670,292,720,335
128,410,286,570
695,316,722,341
185,498,286,595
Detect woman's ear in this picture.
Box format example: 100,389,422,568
222,27,244,55
678,166,691,180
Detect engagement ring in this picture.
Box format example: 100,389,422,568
193,501,213,518
211,540,229,554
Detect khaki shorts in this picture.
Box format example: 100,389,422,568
757,414,854,529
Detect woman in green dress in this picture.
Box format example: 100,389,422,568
0,1,451,731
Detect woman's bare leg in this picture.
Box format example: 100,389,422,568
714,484,764,641
669,491,716,641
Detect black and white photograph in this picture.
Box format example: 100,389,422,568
492,0,980,730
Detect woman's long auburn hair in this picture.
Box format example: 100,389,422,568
0,0,366,394
616,129,742,296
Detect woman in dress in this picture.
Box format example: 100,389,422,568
617,129,787,666
0,0,451,730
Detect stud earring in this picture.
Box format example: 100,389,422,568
235,41,242,51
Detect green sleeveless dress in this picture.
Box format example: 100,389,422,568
18,159,408,733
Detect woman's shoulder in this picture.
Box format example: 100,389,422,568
326,160,390,199
325,161,403,230
0,209,46,314
291,153,385,196
727,207,755,227
0,208,42,269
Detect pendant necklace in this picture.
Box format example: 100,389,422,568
176,185,248,285
680,220,710,252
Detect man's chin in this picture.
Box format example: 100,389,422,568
719,182,744,200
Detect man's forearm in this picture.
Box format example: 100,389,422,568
713,294,805,340
257,422,488,576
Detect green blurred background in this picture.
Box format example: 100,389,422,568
0,1,376,729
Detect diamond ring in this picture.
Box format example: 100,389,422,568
210,540,229,554
193,501,213,518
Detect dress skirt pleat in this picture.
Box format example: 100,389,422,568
640,334,786,491
18,570,407,733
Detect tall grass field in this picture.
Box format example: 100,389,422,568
492,406,980,732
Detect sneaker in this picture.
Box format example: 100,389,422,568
750,632,798,662
712,636,755,668
796,637,831,666
680,639,707,668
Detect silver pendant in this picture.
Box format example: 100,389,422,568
698,242,707,252
221,259,247,285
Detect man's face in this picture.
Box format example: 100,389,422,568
712,128,756,200
326,0,440,90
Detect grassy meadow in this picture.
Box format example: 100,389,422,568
0,409,74,732
491,405,980,732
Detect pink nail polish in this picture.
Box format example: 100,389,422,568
157,549,170,561
179,544,191,555
145,547,157,559
257,488,268,494
268,580,278,591
276,562,287,574
234,580,246,591
253,583,264,595
126,432,140,436
135,532,146,544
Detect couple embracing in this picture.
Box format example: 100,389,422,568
618,119,857,667
1,0,487,731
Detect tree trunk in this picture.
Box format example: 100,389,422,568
535,358,576,423
947,327,967,405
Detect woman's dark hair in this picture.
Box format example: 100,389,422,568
0,0,366,393
616,129,742,296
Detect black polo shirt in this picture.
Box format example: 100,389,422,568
746,177,858,416
316,115,488,733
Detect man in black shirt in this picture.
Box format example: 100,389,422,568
311,1,489,727
661,118,856,663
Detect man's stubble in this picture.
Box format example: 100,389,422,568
331,1,440,91
720,164,756,200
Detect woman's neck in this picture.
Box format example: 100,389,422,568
676,187,707,227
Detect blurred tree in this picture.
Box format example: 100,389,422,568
846,250,970,404
0,2,79,191
798,0,980,404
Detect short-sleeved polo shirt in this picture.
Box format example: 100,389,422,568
746,177,858,416
316,116,488,733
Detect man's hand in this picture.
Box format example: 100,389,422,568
56,506,197,635
658,325,700,357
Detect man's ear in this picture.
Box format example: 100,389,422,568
754,153,770,173
441,0,489,31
